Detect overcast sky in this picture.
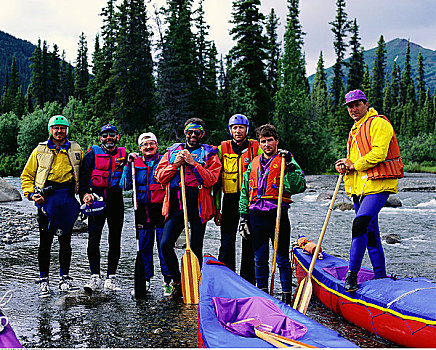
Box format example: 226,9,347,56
1,0,435,76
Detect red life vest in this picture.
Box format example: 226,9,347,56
221,139,259,193
90,146,127,188
248,155,292,204
348,115,403,179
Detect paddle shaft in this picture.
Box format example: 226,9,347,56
180,166,190,249
270,156,286,295
293,174,343,313
306,174,343,278
131,162,137,211
180,165,201,304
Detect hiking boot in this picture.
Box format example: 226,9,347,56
281,291,292,305
37,277,51,298
84,274,102,294
168,282,182,301
344,271,358,292
104,275,121,291
163,282,172,297
59,275,78,292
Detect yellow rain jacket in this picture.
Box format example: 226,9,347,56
343,108,399,197
21,140,83,199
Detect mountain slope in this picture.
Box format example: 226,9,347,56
0,30,35,93
308,38,436,93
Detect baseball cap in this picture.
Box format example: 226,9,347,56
344,89,367,106
100,124,119,135
138,132,158,146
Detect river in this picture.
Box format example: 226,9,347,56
0,174,435,347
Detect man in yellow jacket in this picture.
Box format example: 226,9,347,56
21,115,83,297
335,90,403,292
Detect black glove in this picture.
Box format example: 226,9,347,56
238,215,251,240
278,149,296,173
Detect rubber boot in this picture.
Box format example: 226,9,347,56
281,292,292,305
344,271,358,292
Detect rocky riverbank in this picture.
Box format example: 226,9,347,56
0,207,38,246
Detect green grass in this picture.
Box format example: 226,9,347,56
404,163,436,174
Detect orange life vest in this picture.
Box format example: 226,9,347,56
248,155,292,204
347,115,403,180
221,139,259,193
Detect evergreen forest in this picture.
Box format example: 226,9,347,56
0,0,435,177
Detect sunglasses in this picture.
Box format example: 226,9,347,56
101,132,117,138
185,130,202,136
140,141,157,147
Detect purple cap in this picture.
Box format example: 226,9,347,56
344,89,367,105
100,124,118,135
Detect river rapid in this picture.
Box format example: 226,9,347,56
0,173,435,348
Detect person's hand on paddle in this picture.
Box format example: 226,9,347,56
278,149,296,173
335,158,355,174
173,152,185,168
128,152,139,163
214,211,222,226
179,149,196,166
238,214,251,239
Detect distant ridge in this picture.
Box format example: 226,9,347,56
309,38,436,93
0,30,35,92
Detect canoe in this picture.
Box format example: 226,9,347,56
0,309,21,348
293,247,436,348
198,255,357,348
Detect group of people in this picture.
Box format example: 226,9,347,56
20,88,403,302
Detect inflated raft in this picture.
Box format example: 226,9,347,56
198,255,357,348
293,247,436,347
0,309,21,348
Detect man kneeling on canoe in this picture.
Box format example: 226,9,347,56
238,124,306,304
335,89,403,292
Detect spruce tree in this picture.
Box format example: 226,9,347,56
400,40,414,104
275,0,332,173
265,8,281,116
29,39,44,107
361,64,371,100
329,0,351,106
156,0,197,139
416,52,425,108
371,35,386,113
228,0,269,127
193,0,218,128
110,0,155,134
347,19,364,91
311,51,332,128
75,32,90,103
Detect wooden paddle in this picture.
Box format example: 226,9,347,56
180,165,201,304
292,174,343,314
270,156,286,295
132,161,147,298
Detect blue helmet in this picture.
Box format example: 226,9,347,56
228,114,249,136
100,124,119,135
80,194,106,217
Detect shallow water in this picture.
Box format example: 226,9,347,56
1,174,435,347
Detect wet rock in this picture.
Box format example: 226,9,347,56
0,177,22,202
334,202,354,211
153,328,164,334
383,233,401,244
73,220,88,233
384,195,402,207
55,290,112,307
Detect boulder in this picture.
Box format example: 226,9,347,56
334,202,354,211
0,177,22,202
383,233,401,244
384,195,402,207
73,219,88,233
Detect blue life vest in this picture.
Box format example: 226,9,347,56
134,155,165,204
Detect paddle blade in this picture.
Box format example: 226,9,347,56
181,248,201,304
292,277,313,315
